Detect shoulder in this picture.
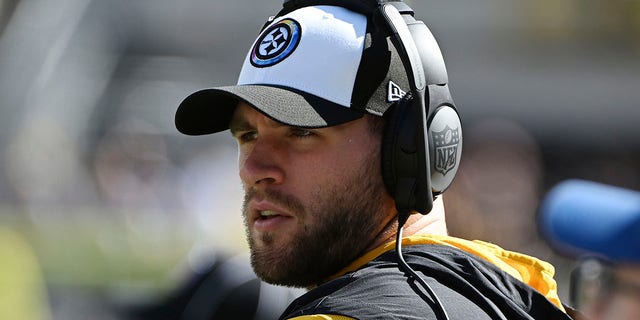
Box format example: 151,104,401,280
281,245,493,320
281,244,572,320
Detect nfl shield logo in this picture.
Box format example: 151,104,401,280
433,126,460,175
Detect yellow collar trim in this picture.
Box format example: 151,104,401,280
326,234,565,311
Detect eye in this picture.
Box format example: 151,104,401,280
290,127,315,138
235,130,257,143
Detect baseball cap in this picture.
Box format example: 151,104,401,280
539,179,640,263
175,5,410,135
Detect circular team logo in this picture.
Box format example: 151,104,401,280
250,18,301,68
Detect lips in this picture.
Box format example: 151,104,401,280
249,201,295,233
259,210,281,218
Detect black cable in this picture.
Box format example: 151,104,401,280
395,213,450,320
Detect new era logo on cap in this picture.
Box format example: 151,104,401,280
387,81,406,102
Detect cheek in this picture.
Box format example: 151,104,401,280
236,152,248,184
305,154,357,182
310,145,382,189
284,155,347,202
290,156,332,186
329,136,380,168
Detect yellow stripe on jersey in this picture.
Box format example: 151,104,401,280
324,234,566,312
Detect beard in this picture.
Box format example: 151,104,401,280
242,156,390,288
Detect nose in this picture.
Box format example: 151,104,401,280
239,135,286,188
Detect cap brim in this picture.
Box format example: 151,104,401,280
539,179,640,262
175,84,365,136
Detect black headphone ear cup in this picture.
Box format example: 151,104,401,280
427,105,462,194
381,98,409,198
382,94,434,214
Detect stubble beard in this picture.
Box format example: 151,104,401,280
242,157,389,288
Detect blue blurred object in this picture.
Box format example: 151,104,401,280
539,179,640,263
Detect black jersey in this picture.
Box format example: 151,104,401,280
280,239,572,320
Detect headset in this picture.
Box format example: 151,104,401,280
378,3,462,220
269,1,462,318
273,0,462,220
275,0,462,219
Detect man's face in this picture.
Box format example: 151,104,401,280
230,102,395,287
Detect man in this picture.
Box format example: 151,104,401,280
540,179,640,320
176,1,573,319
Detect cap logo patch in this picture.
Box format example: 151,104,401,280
251,18,301,68
387,81,406,102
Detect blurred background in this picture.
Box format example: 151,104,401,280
0,0,638,318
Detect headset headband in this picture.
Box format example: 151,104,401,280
268,0,459,215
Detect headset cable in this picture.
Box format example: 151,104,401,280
395,213,450,320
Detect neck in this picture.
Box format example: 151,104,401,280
402,196,448,236
365,196,448,252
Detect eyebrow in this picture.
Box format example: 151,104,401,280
229,115,294,136
229,119,252,137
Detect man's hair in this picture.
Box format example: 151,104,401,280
366,114,386,136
